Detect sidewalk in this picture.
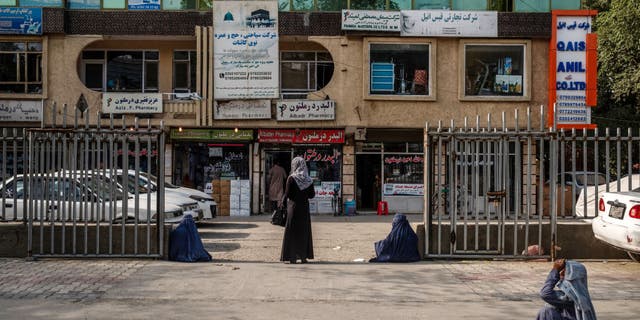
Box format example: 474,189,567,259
0,215,638,319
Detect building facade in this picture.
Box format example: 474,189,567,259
0,0,588,215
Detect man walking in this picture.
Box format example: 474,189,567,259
268,159,288,211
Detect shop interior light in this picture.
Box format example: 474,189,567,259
178,127,183,132
234,128,239,133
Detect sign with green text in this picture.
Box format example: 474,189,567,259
170,128,253,141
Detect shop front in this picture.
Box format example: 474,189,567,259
355,129,424,214
170,128,253,216
258,129,344,215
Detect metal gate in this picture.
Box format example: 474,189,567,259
20,106,166,258
425,108,557,259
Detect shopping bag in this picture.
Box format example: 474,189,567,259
270,207,286,227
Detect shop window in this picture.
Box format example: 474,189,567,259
0,41,43,95
79,50,159,93
368,42,431,97
350,0,385,10
173,144,250,191
280,51,334,100
383,154,424,196
173,50,197,93
103,0,126,9
453,0,486,10
389,0,411,10
163,0,196,9
317,0,347,11
413,0,450,9
462,42,529,100
18,0,63,6
295,146,342,206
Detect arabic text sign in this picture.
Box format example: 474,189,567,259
400,10,497,37
257,129,344,144
0,100,42,122
128,0,160,10
383,183,424,196
213,1,279,99
0,8,42,35
553,15,593,127
102,93,163,114
214,99,271,119
341,10,400,32
276,100,335,121
170,128,254,141
315,181,341,198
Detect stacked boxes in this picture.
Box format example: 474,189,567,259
230,180,251,216
218,180,231,216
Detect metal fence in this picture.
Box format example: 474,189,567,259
1,104,166,258
424,106,640,259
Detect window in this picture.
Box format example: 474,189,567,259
292,0,314,11
173,50,197,93
0,0,16,5
515,0,582,11
19,0,63,6
79,50,159,93
414,0,450,9
163,0,196,9
350,0,385,10
453,0,486,10
367,41,432,98
280,51,334,100
461,41,530,100
67,0,100,9
317,0,347,11
0,41,43,95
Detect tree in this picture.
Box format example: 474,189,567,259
594,0,640,104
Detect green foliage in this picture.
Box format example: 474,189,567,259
595,0,640,103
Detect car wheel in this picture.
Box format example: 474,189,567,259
628,252,640,262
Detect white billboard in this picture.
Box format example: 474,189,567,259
400,10,497,37
213,1,279,100
102,93,163,114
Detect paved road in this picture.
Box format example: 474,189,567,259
0,214,638,319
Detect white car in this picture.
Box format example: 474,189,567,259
123,170,217,220
72,170,204,221
575,174,640,217
0,174,187,223
592,190,640,262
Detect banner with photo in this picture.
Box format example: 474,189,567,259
341,10,401,32
0,8,42,35
213,1,279,99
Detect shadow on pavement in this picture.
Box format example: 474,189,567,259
197,223,259,229
199,231,250,239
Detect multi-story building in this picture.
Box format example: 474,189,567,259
0,0,590,215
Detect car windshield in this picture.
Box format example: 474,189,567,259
141,172,179,189
84,177,126,201
115,174,153,194
575,174,606,186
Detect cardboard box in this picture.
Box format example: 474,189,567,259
218,207,230,216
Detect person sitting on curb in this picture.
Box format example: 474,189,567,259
536,259,597,320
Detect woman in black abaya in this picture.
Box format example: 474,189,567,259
280,156,315,264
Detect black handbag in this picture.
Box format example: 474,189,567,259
270,206,286,227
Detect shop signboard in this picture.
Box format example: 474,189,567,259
214,99,271,119
128,0,160,10
0,100,42,122
400,10,497,37
383,183,424,196
213,1,279,99
0,8,42,35
258,129,344,144
341,10,401,32
315,181,341,199
549,10,597,129
276,100,335,121
102,93,163,114
170,128,253,141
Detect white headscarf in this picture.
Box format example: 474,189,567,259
290,156,313,190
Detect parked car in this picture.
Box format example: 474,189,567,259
575,174,640,217
0,174,187,223
72,170,204,221
592,189,640,262
123,170,217,219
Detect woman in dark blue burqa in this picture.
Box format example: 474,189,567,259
536,259,596,320
369,213,421,262
169,214,212,262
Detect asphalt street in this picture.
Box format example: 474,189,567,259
0,214,638,319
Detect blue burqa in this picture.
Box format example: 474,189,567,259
537,261,597,320
169,215,212,262
369,214,421,262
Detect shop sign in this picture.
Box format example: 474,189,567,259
0,8,42,35
170,128,254,141
302,148,341,165
341,10,400,32
214,100,271,119
213,1,279,99
258,129,344,144
0,100,42,122
276,100,335,121
315,181,341,198
549,10,597,129
383,183,424,196
384,155,423,164
102,93,162,114
400,10,497,37
128,0,160,10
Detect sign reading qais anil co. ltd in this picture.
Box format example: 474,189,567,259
0,100,42,122
102,93,163,114
400,10,497,37
213,1,279,100
0,8,42,35
549,10,598,129
341,10,400,31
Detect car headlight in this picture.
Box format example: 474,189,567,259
180,202,199,211
189,195,213,202
164,209,183,219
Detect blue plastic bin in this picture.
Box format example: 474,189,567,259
344,199,356,216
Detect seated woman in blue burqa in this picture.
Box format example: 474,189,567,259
536,259,596,320
369,213,420,262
